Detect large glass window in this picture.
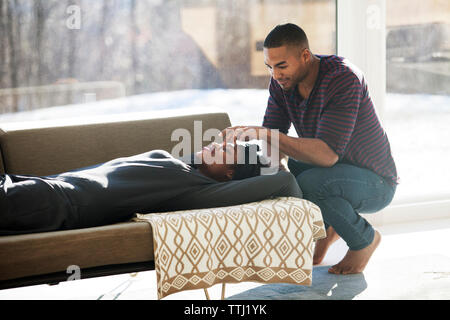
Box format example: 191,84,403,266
3,0,448,210
384,0,450,200
0,0,335,127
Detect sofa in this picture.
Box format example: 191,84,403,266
0,110,238,289
0,110,326,294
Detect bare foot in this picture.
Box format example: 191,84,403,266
328,230,381,275
313,226,340,265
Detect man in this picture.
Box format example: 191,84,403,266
226,23,398,274
0,141,301,236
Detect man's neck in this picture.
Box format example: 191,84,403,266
297,55,321,100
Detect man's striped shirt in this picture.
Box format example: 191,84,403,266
263,55,398,185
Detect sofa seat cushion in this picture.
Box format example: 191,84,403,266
0,221,153,281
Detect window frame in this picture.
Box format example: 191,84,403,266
336,0,450,227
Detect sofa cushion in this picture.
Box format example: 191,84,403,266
0,221,153,281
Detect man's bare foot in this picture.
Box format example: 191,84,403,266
328,230,381,275
313,226,340,265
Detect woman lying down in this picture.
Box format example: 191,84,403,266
0,142,302,236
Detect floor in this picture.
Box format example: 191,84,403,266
1,218,449,300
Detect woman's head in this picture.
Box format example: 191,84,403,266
195,141,268,182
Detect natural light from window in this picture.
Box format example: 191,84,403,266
0,0,449,203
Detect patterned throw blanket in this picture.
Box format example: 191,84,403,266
135,197,326,299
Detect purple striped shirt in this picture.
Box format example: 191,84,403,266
263,55,398,185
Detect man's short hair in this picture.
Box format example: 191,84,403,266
263,23,309,49
232,143,270,180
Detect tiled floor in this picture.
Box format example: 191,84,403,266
1,218,449,300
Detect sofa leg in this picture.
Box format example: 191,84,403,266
48,282,60,286
203,288,210,300
221,283,226,300
203,283,226,300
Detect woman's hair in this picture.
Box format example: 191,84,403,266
231,143,270,180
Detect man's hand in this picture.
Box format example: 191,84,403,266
220,126,290,172
219,126,269,143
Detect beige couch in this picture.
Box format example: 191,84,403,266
0,111,232,289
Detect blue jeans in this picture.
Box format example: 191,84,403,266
288,158,396,250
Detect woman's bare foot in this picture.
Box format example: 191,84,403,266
313,226,340,265
328,230,381,275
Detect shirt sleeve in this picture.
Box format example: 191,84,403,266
262,78,291,135
159,171,302,212
316,72,362,159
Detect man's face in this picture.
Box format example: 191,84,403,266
195,142,238,181
263,45,309,91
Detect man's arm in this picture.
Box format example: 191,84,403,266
266,130,338,168
224,126,338,168
277,133,339,168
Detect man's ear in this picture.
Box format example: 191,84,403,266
302,48,311,62
225,168,235,181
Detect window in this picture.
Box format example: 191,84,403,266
384,0,450,200
0,0,335,127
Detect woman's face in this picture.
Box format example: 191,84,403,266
196,142,238,181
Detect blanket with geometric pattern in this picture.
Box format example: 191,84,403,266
134,197,326,299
